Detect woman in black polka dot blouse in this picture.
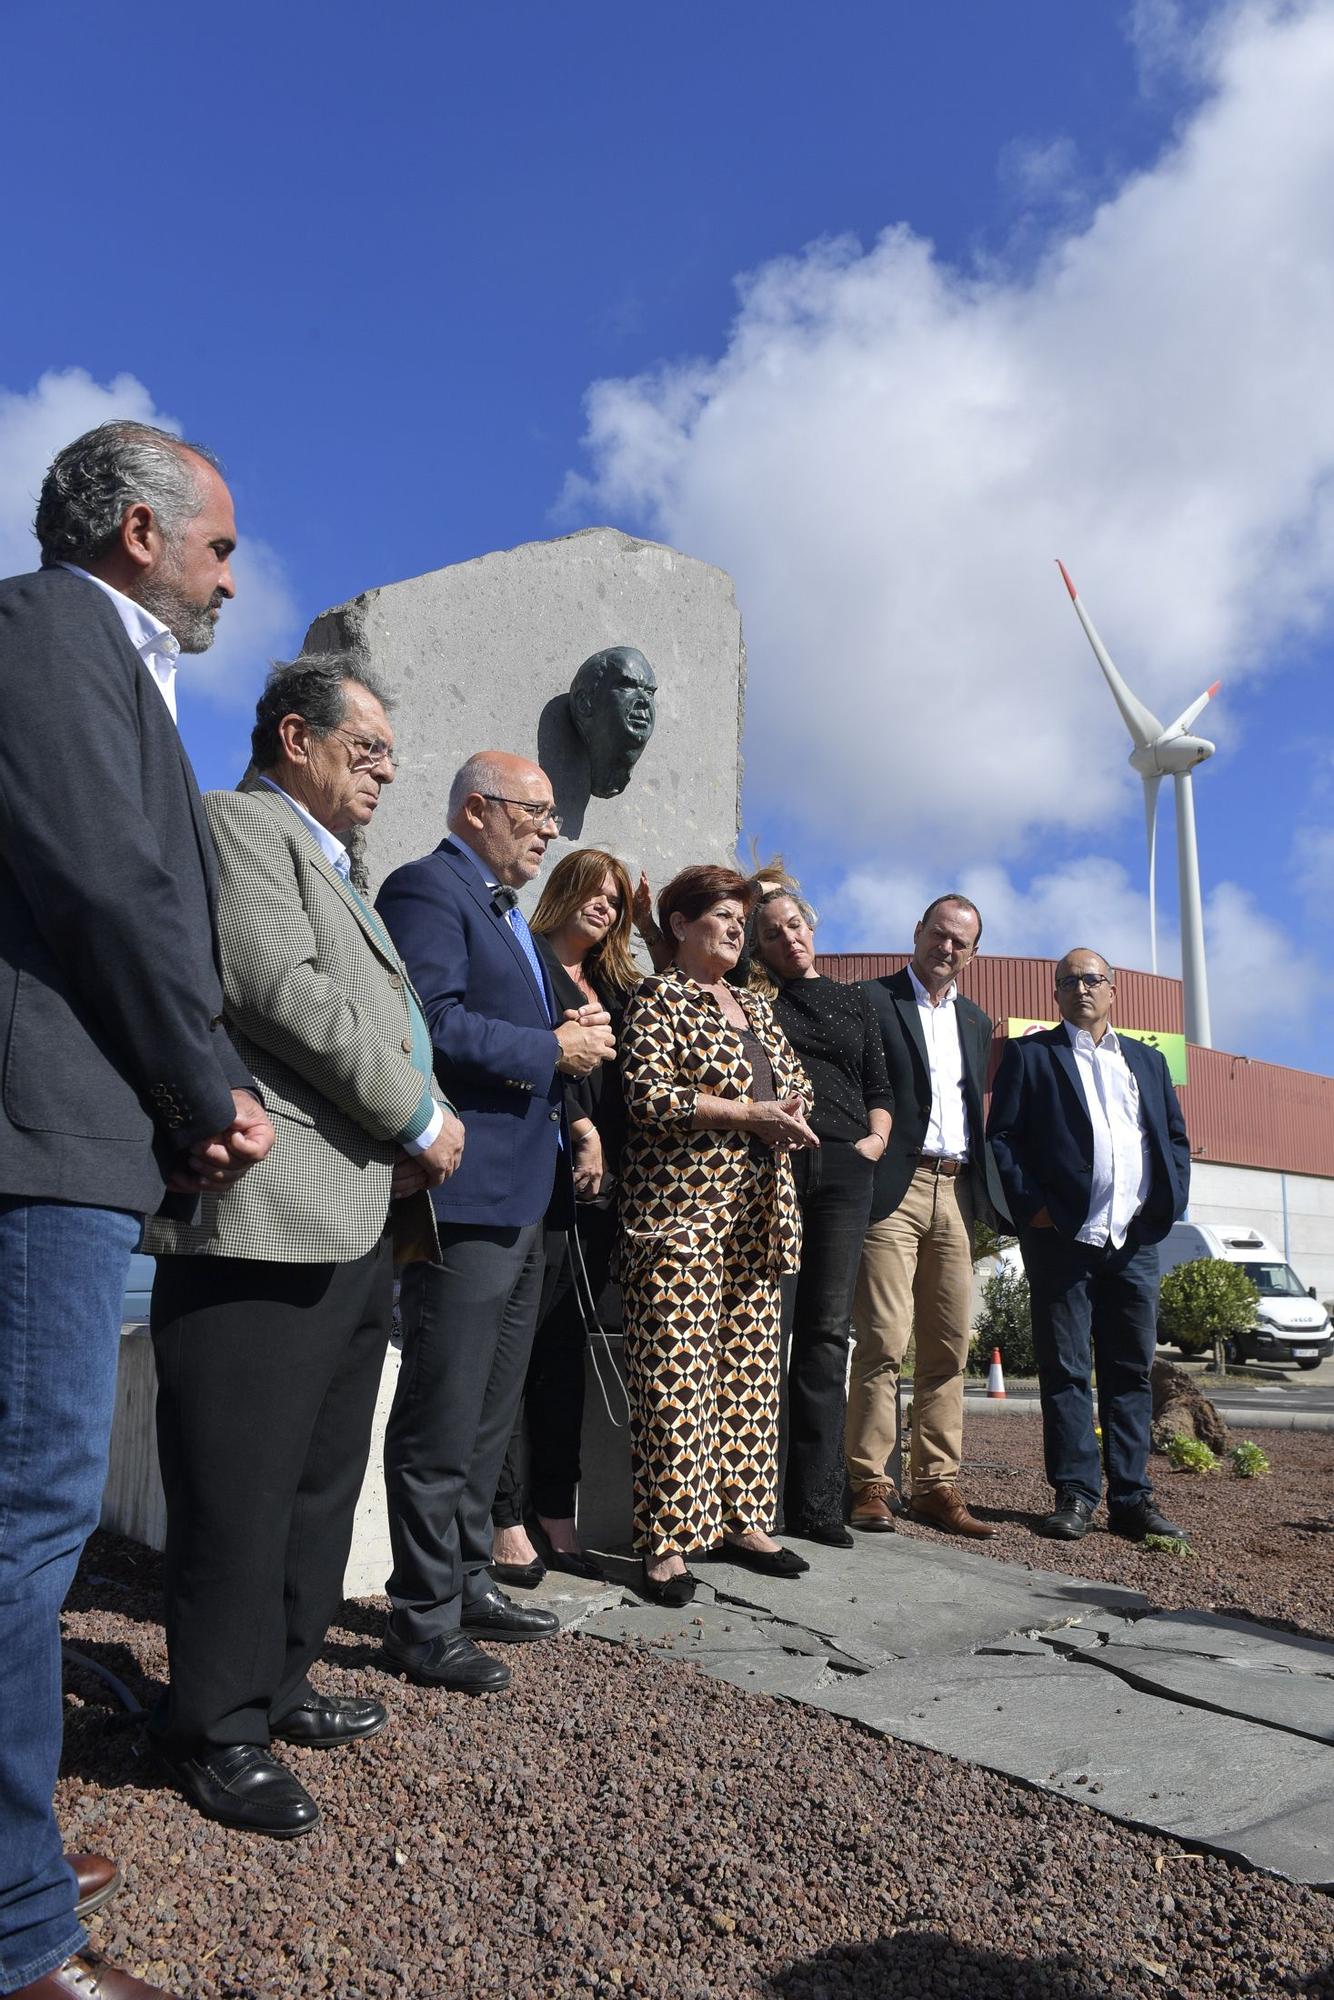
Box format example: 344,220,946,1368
752,887,894,1545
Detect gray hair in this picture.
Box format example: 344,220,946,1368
35,421,219,568
447,752,515,822
251,654,394,771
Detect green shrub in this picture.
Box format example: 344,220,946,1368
1165,1432,1219,1474
1228,1440,1271,1479
967,1265,1037,1377
1156,1259,1258,1358
1143,1533,1194,1557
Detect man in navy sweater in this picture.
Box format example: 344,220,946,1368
375,752,613,1691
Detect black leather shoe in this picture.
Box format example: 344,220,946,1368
154,1741,320,1837
488,1557,546,1589
381,1630,511,1693
1108,1497,1187,1542
715,1541,811,1578
461,1586,560,1643
1037,1491,1096,1540
271,1694,388,1748
796,1520,854,1549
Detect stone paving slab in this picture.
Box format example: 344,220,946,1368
801,1651,1334,1887
1070,1643,1334,1743
1093,1608,1334,1675
704,1534,1149,1667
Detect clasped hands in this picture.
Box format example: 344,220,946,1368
166,1088,275,1194
554,1002,616,1077
391,1108,467,1198
747,1095,819,1153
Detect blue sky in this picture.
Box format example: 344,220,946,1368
3,1,1331,1070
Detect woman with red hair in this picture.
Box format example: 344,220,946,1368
618,864,818,1605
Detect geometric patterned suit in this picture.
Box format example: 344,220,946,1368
618,969,811,1555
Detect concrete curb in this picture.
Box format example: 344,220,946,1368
956,1391,1334,1431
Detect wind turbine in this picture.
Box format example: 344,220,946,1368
1056,560,1219,1048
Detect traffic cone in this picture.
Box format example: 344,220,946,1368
986,1347,1007,1399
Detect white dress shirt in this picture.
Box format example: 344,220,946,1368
907,962,970,1160
1065,1021,1152,1248
61,564,180,720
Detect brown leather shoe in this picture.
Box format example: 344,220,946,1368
850,1481,900,1532
909,1484,996,1538
10,1955,182,1998
69,1854,122,1921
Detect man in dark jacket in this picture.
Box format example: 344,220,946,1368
848,895,1004,1537
987,949,1191,1543
0,422,272,2000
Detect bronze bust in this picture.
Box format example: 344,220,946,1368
567,645,657,797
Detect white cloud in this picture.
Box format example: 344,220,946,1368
564,0,1334,880
0,368,297,708
1293,823,1334,897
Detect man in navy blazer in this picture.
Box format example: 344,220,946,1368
987,949,1191,1544
376,751,613,1691
0,423,273,2000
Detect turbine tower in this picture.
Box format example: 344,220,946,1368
1056,560,1219,1049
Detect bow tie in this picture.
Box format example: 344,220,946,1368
490,886,519,915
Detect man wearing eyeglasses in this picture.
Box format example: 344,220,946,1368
375,752,615,1693
145,656,464,1838
987,949,1191,1544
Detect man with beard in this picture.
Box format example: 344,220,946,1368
0,422,273,2000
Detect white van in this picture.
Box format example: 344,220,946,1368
1157,1223,1332,1370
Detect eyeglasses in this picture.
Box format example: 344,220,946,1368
480,793,563,833
331,728,398,771
1056,972,1112,991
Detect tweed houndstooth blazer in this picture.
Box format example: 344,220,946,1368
146,781,448,1265
618,968,813,1274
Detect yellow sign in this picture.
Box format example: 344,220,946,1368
1005,1020,1189,1086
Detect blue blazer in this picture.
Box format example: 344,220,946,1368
986,1025,1190,1246
376,839,570,1228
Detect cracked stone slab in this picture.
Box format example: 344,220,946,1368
804,1651,1334,1887
1070,1644,1334,1744
578,1599,822,1656
675,1649,836,1700
1097,1609,1334,1677
703,1536,1149,1669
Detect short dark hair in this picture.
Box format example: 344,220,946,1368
35,421,219,568
918,893,983,947
251,655,394,770
657,864,757,938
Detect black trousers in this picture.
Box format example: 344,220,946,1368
384,1221,545,1645
150,1234,394,1750
493,1203,617,1528
1022,1227,1161,1512
780,1141,875,1531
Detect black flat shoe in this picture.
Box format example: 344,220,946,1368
639,1559,696,1607
716,1541,810,1578
796,1521,854,1549
488,1557,546,1589
154,1740,320,1838
271,1694,388,1748
545,1547,606,1582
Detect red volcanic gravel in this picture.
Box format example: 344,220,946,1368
58,1511,1333,2000
931,1412,1334,1641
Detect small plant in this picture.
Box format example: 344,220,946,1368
967,1266,1037,1376
1165,1432,1219,1474
1228,1439,1271,1479
1143,1533,1194,1557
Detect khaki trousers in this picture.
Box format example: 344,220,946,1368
846,1164,976,1492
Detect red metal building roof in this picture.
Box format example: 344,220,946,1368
815,952,1334,1181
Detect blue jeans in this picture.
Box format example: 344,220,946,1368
1020,1227,1160,1514
0,1198,140,1993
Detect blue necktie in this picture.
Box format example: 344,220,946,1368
502,899,553,1024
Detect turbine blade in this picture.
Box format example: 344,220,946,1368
1142,773,1162,977
1055,559,1164,749
1162,680,1221,738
